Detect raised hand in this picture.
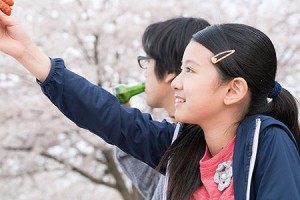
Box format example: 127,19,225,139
0,14,33,60
0,14,51,82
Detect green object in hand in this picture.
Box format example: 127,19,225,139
113,82,145,104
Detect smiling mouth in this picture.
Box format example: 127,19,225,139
175,98,186,103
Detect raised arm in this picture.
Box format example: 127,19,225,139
0,15,176,171
0,14,50,81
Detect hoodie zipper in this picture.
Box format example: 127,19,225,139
246,118,261,200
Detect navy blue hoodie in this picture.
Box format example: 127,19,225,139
39,58,300,199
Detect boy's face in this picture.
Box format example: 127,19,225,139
144,59,162,107
144,59,175,110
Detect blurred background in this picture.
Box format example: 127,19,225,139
0,0,299,199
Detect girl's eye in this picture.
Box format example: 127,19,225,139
185,66,193,73
180,65,193,73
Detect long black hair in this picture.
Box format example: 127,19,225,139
142,17,210,80
158,24,300,200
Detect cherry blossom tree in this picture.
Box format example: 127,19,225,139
0,0,299,199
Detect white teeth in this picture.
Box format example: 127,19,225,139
175,98,185,103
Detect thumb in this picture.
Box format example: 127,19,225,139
0,13,17,26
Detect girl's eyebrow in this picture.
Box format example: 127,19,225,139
181,59,193,64
182,59,201,67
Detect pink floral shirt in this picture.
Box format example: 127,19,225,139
191,136,236,200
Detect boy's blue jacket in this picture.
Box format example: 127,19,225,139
39,58,300,199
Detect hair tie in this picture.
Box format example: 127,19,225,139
268,81,282,99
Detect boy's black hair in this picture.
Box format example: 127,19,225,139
142,17,210,80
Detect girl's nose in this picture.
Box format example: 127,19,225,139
171,72,183,90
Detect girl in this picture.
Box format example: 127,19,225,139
116,17,210,200
160,24,300,200
0,15,299,200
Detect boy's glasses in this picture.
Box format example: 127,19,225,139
137,56,151,69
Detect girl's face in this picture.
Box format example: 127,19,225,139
171,41,228,126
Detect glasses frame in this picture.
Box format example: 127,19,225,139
137,56,152,69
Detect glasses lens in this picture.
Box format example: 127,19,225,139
138,56,151,69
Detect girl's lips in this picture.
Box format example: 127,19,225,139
175,96,186,107
175,98,185,103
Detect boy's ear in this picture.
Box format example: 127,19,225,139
164,73,177,83
224,77,248,105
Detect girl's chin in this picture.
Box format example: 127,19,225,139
174,113,187,123
175,112,197,125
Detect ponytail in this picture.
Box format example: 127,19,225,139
267,87,300,149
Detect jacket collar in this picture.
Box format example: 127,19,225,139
232,114,296,200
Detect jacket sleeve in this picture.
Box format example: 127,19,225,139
115,148,162,199
38,58,175,171
253,126,300,199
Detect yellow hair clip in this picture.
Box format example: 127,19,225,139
211,50,235,64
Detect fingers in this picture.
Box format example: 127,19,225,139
0,13,17,26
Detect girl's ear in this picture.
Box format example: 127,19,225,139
164,73,177,83
224,77,248,105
